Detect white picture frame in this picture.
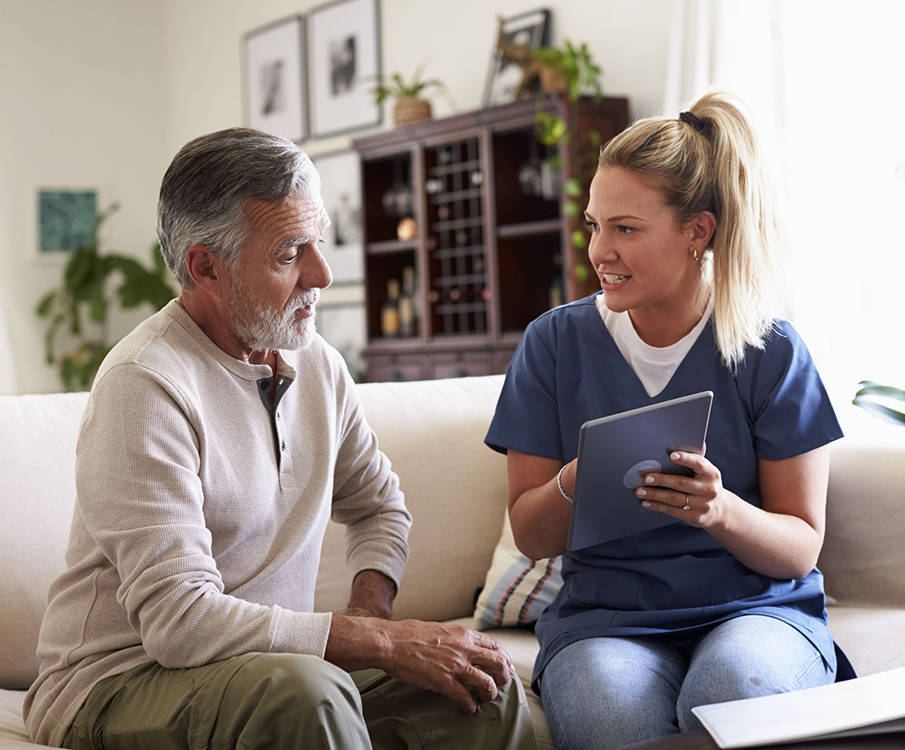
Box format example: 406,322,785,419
243,15,307,142
307,0,381,138
313,149,364,285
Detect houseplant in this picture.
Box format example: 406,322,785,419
530,40,604,287
35,203,176,390
852,381,905,426
370,67,446,126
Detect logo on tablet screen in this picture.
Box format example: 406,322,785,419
622,459,662,489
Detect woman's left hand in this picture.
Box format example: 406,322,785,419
635,450,731,528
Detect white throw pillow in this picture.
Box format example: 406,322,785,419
473,514,563,630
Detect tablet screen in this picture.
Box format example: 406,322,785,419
568,391,713,551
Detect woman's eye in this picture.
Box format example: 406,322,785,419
617,225,636,234
584,220,599,231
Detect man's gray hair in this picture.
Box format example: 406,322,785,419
157,127,320,288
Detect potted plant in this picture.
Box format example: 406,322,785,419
529,40,604,289
532,40,603,101
370,67,446,127
35,203,176,390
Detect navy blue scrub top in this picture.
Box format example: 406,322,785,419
485,295,850,689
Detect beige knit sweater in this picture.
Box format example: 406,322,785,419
24,301,412,747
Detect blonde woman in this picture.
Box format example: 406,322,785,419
485,92,851,749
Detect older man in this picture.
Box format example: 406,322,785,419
24,128,534,750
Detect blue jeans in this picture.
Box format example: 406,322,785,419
539,615,835,750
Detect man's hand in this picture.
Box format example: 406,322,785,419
383,620,515,715
325,616,515,715
339,569,396,619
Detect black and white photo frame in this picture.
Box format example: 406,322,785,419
312,149,364,285
307,0,382,138
243,15,308,142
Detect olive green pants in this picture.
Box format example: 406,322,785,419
62,653,536,750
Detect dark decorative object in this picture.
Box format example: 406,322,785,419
483,8,550,106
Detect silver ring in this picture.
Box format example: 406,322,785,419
682,495,691,511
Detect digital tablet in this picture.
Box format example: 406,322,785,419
567,391,713,551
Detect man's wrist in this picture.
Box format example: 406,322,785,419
344,569,396,619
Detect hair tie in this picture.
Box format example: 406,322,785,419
679,111,713,139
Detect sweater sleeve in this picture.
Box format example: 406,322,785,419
328,363,412,590
77,364,332,667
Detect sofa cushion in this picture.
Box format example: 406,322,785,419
0,393,89,690
820,408,905,607
473,513,562,630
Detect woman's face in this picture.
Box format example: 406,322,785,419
585,167,707,337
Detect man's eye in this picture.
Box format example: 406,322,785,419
280,252,299,264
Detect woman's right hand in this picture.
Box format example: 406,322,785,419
506,451,575,560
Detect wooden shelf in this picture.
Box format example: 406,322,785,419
497,218,563,238
353,95,629,382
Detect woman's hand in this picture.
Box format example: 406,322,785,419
634,450,732,529
635,446,831,580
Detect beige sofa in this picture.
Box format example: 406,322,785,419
2,375,904,749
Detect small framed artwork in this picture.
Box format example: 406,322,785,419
317,302,367,381
313,150,364,285
483,8,551,107
243,15,307,142
37,188,97,257
307,0,381,138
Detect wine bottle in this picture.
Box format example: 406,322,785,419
381,279,400,337
399,266,417,337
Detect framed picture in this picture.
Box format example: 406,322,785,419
317,301,367,381
307,0,381,138
37,188,97,258
483,8,551,107
312,149,364,285
243,15,307,142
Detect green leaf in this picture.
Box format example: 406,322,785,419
852,381,905,426
36,290,56,317
562,201,580,216
571,229,587,248
564,178,582,197
574,263,589,281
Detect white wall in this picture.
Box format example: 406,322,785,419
0,0,672,393
0,0,167,393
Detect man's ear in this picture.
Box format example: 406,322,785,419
184,244,225,293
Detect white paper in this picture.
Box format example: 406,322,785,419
692,666,905,748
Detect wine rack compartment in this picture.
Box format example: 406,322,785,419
354,95,629,382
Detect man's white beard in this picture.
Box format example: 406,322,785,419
226,273,318,352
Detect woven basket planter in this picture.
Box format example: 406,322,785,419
393,97,432,126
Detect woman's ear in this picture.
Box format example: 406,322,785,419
686,211,717,248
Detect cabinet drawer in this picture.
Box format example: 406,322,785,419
367,353,425,382
429,351,494,379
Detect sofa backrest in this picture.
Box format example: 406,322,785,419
819,408,905,607
0,392,89,689
313,375,509,621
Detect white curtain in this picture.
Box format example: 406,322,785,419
663,0,905,407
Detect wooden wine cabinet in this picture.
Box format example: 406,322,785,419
354,95,629,382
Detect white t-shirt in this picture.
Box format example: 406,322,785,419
595,293,714,397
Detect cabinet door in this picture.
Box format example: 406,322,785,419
428,351,495,379
367,353,426,382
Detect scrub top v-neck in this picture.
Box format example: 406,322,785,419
485,294,848,689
